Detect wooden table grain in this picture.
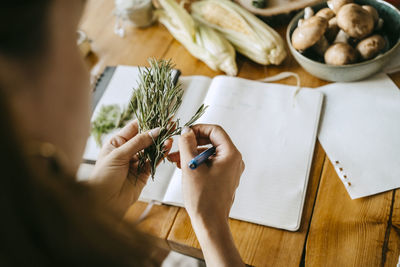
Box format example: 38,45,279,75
80,1,400,266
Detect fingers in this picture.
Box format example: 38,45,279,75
178,127,199,166
114,127,160,160
98,120,139,159
167,147,209,165
163,138,173,155
110,120,139,147
196,137,213,146
129,160,151,184
156,138,173,167
167,151,180,163
191,124,237,156
103,123,237,171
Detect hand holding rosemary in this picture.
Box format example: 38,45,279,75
91,59,207,179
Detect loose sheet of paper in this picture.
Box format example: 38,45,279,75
317,73,400,199
163,76,323,231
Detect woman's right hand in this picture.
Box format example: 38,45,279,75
170,124,244,222
168,124,245,267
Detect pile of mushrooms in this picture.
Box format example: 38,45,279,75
291,0,386,65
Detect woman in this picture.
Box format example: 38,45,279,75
0,0,245,266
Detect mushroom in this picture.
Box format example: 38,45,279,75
313,37,330,56
333,29,360,48
298,6,315,27
333,29,350,43
362,5,379,24
337,3,375,39
304,6,315,19
316,8,336,20
326,17,340,42
327,0,353,13
292,16,328,51
362,5,384,30
324,43,358,65
356,34,386,60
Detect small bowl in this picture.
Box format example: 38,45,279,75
286,0,400,82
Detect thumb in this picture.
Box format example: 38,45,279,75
178,127,198,165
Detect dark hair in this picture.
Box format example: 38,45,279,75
0,1,161,266
0,0,51,59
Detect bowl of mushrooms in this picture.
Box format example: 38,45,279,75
287,0,400,82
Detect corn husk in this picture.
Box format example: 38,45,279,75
156,0,237,76
191,0,287,65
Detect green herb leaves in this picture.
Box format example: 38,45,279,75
134,59,207,179
91,94,137,147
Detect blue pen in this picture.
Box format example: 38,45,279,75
188,146,216,170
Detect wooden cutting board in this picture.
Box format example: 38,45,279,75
235,0,324,16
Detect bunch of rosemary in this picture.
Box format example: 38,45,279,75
133,59,207,179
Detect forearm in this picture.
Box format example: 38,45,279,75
191,215,245,267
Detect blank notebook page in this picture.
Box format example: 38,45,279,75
163,76,323,231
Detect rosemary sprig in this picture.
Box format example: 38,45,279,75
134,58,207,179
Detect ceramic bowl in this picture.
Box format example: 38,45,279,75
286,0,400,82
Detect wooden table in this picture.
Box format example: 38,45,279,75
80,1,400,266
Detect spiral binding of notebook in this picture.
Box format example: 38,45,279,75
90,67,118,114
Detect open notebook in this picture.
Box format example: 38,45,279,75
83,65,323,231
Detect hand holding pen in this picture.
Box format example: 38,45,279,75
167,124,245,216
167,124,245,266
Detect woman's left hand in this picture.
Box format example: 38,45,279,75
88,120,172,218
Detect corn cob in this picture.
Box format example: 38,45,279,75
156,0,237,75
196,24,237,76
191,0,287,65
